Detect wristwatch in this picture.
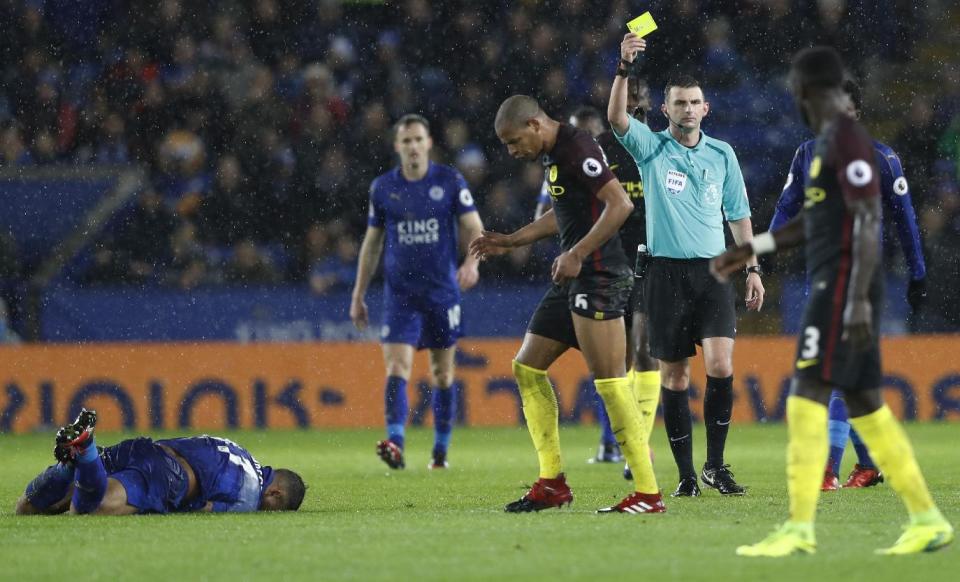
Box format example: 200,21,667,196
746,265,763,277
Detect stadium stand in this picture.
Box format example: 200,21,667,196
0,0,958,340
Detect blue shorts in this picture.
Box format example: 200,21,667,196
381,296,462,350
101,437,189,514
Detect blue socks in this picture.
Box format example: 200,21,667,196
849,427,876,469
71,436,107,514
24,463,74,510
594,389,617,446
432,387,455,454
385,376,408,450
827,392,850,475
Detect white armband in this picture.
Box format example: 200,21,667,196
750,232,777,256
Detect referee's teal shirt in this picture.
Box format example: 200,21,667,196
614,117,751,259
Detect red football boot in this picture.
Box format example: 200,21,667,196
597,491,666,514
504,473,573,512
376,440,405,469
821,470,839,491
843,464,883,488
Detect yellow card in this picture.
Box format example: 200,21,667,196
626,12,658,37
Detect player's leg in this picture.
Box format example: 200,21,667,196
504,286,578,513
824,391,848,490
63,424,108,514
697,264,743,495
659,358,699,495
17,464,74,515
427,345,456,468
87,478,138,516
378,341,414,469
843,426,882,487
845,389,953,554
573,314,664,513
590,314,631,464
737,377,829,557
504,332,572,512
700,336,744,495
631,310,660,445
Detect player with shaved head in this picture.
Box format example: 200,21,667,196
472,95,664,515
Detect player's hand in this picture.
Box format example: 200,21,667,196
469,230,514,261
842,298,873,351
551,251,582,284
350,295,368,330
620,33,646,63
709,245,753,282
457,261,479,291
907,277,927,314
745,272,765,312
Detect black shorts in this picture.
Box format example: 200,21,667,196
645,258,736,361
794,268,883,391
527,272,633,350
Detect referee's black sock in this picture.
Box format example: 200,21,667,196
661,387,696,479
704,375,734,468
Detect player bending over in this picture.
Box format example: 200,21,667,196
712,46,952,557
16,409,306,515
472,95,663,514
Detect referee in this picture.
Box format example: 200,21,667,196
607,34,764,497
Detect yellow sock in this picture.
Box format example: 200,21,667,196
634,370,661,443
850,405,941,522
786,396,829,524
512,360,562,479
595,376,658,494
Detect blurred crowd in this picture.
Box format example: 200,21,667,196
1,0,959,332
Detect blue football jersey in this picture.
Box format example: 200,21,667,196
367,162,477,304
770,139,926,280
158,436,271,513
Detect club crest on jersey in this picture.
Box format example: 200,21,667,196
459,188,474,206
666,169,687,195
582,157,602,177
429,186,445,201
703,183,721,206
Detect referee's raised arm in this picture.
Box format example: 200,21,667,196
608,34,646,135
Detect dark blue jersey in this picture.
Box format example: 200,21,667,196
367,162,477,304
771,138,926,280
157,436,272,513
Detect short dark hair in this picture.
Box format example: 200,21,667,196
571,106,603,125
790,46,845,92
664,74,702,101
274,469,306,511
393,113,430,137
843,78,862,112
495,95,542,131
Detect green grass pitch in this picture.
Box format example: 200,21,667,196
1,422,957,581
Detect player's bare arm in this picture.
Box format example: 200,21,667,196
552,179,633,284
457,211,483,290
710,215,805,280
843,195,881,349
727,217,766,312
608,34,646,135
469,209,559,260
350,225,385,330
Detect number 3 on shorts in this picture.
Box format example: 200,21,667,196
801,326,820,359
447,305,461,330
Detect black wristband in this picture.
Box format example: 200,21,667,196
616,65,630,78
746,265,762,276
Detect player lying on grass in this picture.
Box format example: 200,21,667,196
712,46,952,557
16,409,306,515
